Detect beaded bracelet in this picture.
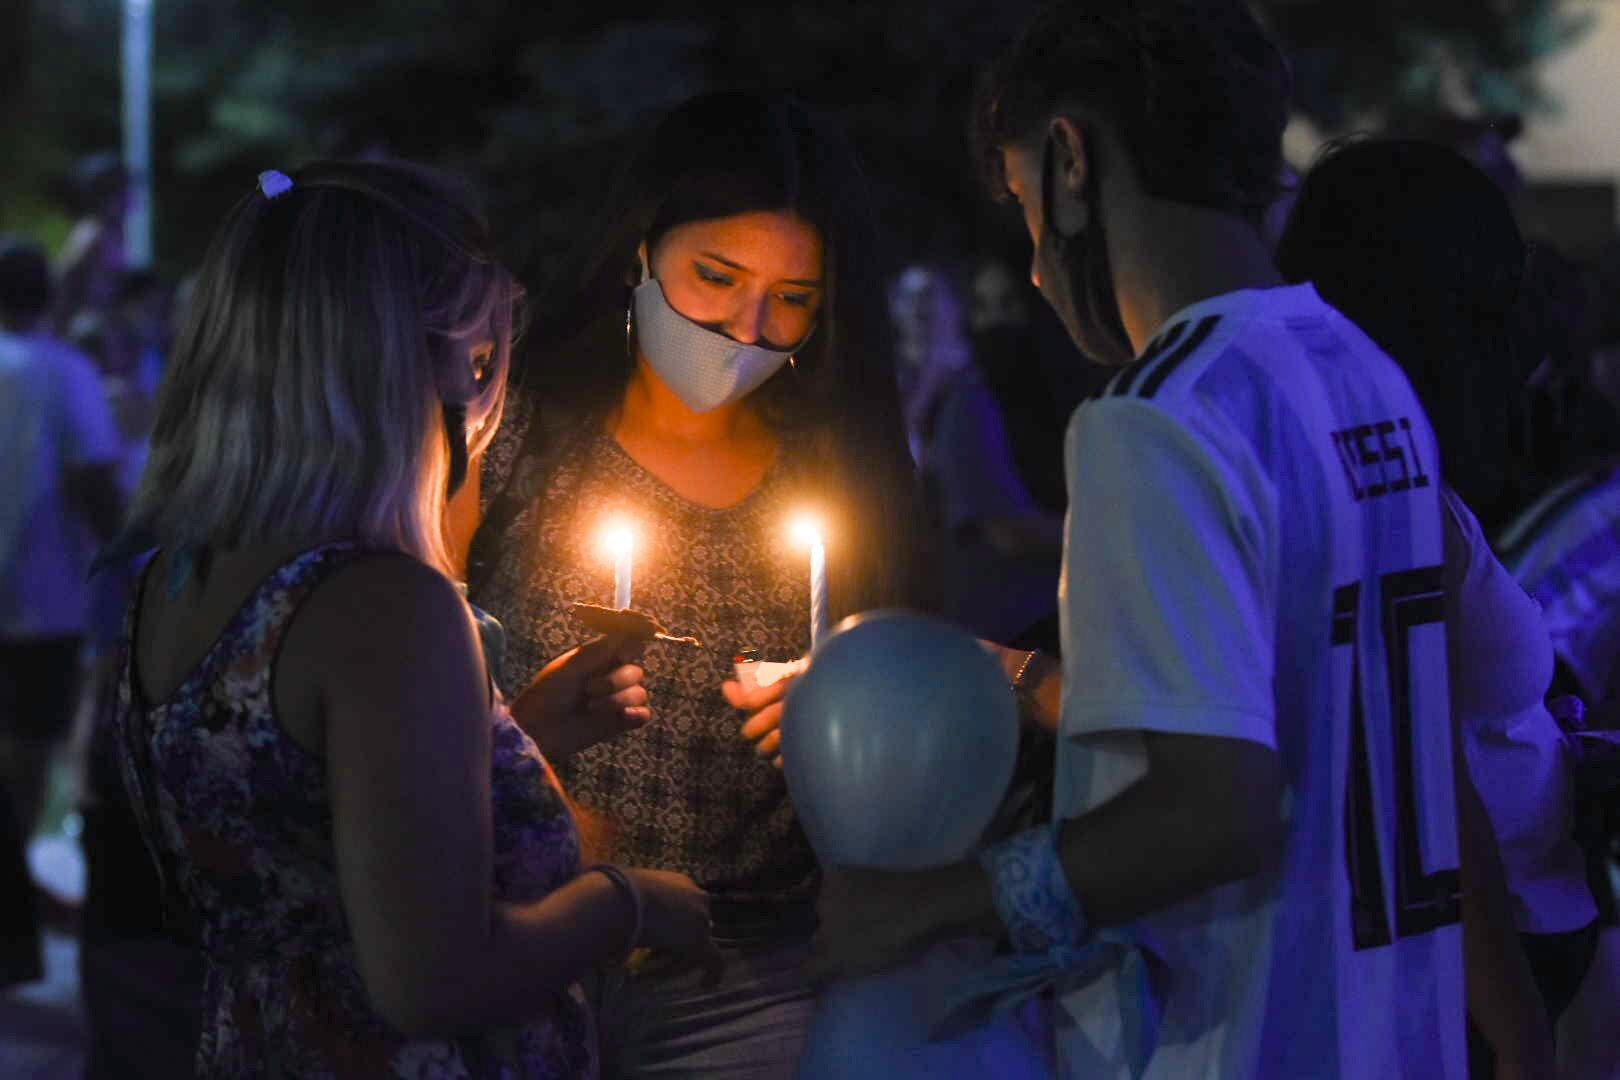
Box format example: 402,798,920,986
1011,649,1043,723
977,824,1087,953
585,863,643,962
1011,649,1040,687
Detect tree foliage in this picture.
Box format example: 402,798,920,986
1254,0,1598,131
3,0,1040,276
0,0,1600,276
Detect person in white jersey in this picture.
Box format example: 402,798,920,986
808,3,1543,1076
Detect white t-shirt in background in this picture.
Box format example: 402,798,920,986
0,330,121,639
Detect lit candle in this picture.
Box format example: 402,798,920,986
605,526,634,610
792,517,828,651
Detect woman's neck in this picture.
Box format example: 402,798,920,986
609,356,779,510
616,356,759,445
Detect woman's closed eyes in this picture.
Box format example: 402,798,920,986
693,259,817,308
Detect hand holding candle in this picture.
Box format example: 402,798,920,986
724,513,827,768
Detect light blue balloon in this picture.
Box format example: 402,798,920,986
781,610,1019,869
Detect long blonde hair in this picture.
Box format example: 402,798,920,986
128,161,516,577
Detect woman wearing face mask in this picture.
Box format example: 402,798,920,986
456,92,930,1077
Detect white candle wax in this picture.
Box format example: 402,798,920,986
614,548,633,610
809,539,827,651
606,528,634,610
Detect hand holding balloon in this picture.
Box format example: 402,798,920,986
784,612,1030,1074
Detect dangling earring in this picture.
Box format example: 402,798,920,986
626,243,649,364
625,298,635,363
443,402,469,500
788,355,797,372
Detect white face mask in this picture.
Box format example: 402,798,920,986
631,276,806,413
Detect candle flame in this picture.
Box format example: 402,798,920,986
604,525,634,558
790,516,823,548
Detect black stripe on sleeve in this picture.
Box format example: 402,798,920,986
1137,315,1221,400
1109,319,1188,397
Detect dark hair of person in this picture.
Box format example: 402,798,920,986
1515,243,1620,491
0,238,53,327
1593,237,1620,349
1275,137,1537,533
474,91,932,614
970,0,1292,223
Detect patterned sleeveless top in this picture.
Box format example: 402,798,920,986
473,411,820,905
111,544,594,1078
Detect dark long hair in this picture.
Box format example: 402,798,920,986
1276,137,1535,533
472,91,931,613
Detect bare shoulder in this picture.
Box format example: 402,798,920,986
280,554,485,723
302,555,477,660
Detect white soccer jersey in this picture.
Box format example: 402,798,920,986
1052,284,1464,1078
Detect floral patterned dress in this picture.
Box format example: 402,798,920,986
111,543,595,1078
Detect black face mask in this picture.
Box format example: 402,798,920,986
1034,131,1136,367
443,402,469,500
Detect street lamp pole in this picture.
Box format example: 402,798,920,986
121,0,153,267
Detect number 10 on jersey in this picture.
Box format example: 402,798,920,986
1331,566,1461,951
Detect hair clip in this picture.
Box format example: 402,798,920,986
257,169,293,199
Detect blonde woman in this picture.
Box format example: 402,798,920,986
110,161,718,1078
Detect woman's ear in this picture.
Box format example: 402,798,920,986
1047,115,1090,196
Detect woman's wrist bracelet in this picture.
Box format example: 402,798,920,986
585,863,643,962
1011,649,1045,722
1011,649,1040,687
